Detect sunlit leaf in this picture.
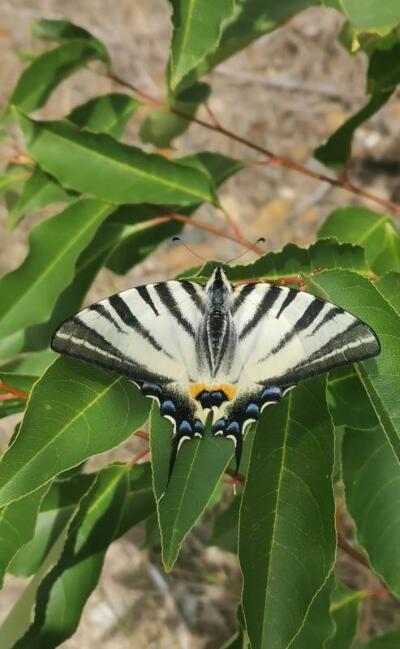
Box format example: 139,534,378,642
0,485,48,587
31,18,110,62
69,93,139,138
17,113,215,206
0,358,150,508
318,206,400,274
8,167,74,229
0,199,112,340
239,377,335,649
150,407,233,571
343,426,400,596
339,0,400,35
167,0,235,92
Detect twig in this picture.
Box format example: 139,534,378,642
104,68,400,218
0,381,29,400
131,447,150,465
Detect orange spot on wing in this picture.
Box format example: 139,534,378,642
188,383,237,401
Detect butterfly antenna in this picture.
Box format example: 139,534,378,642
172,237,208,262
225,237,266,264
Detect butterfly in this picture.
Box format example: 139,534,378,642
51,266,380,481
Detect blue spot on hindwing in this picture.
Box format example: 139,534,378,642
160,399,176,416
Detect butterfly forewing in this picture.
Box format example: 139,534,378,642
231,283,380,388
51,280,205,386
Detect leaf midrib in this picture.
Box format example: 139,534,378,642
32,120,211,202
0,202,110,332
0,375,122,504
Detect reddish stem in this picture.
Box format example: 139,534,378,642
0,381,29,400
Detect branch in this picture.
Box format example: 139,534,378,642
0,381,29,401
104,68,400,218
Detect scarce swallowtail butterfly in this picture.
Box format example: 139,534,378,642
51,267,380,482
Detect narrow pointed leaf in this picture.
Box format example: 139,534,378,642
9,41,107,114
31,18,110,62
0,199,112,340
8,167,74,228
0,357,150,508
17,113,215,206
150,408,233,570
239,377,335,649
0,484,48,587
309,270,400,461
116,462,156,537
343,426,400,595
318,207,400,274
10,464,128,648
314,92,392,171
9,474,94,578
68,93,139,138
209,495,241,554
167,0,235,92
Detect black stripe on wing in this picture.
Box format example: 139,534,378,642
108,294,171,356
180,281,205,313
276,288,297,318
52,316,174,384
239,285,282,340
136,285,159,316
308,305,344,335
154,283,195,337
231,283,257,315
271,298,325,354
89,304,123,331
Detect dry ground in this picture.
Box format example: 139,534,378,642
1,1,400,647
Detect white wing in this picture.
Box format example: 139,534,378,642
52,280,205,386
231,282,380,389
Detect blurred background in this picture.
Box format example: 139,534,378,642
0,2,400,647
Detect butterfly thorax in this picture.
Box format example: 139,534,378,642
196,267,237,378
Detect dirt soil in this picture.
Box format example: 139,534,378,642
1,1,400,648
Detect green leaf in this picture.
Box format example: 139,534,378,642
31,18,110,62
360,626,400,648
9,42,106,114
0,484,48,587
11,464,128,648
325,581,362,649
106,152,244,274
17,113,215,206
9,474,94,578
0,350,56,376
116,462,156,537
376,272,400,313
140,82,210,147
167,0,235,92
328,367,378,430
309,270,400,462
22,219,124,352
0,168,30,194
68,93,139,138
289,575,335,649
209,495,240,554
0,371,38,393
186,238,369,283
0,199,112,340
150,407,233,570
239,376,335,649
318,206,400,275
314,92,392,171
343,426,400,596
339,0,400,34
368,42,400,93
0,357,150,508
8,166,74,228
181,0,319,90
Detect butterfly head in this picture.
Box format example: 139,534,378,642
206,266,232,294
